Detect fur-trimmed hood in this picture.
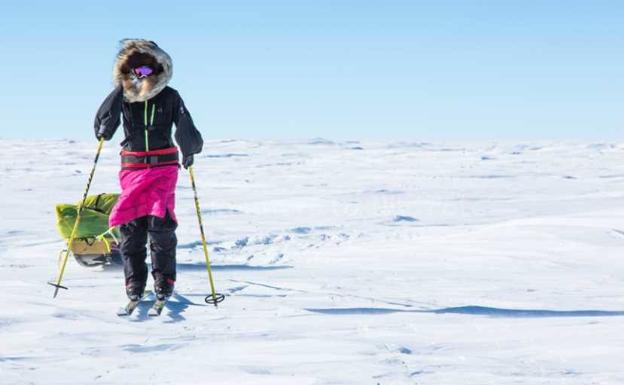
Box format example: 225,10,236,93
113,39,173,103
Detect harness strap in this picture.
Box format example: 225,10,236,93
122,147,178,156
121,160,179,170
120,146,179,170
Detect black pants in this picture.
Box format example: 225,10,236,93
119,211,177,285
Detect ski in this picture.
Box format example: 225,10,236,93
117,290,152,316
148,296,169,317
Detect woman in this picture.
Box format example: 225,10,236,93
94,39,203,301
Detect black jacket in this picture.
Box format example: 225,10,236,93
94,85,203,158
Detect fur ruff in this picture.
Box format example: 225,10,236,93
113,39,173,103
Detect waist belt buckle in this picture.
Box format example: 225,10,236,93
148,155,159,165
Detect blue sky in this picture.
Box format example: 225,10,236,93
1,0,623,140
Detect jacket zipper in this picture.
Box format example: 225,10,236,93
143,101,156,152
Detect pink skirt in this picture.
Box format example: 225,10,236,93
109,165,178,227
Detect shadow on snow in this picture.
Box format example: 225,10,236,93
305,305,624,318
176,263,292,272
103,263,292,272
130,292,207,323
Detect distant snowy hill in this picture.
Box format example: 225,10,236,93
2,139,624,384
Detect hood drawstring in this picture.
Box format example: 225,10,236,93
144,101,156,151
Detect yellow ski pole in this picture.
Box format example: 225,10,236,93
188,165,224,306
49,138,105,298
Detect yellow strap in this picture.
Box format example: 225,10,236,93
101,236,111,254
108,228,119,244
95,226,120,254
95,226,118,241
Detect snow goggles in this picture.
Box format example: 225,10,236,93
133,66,154,78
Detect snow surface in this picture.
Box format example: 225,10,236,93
2,139,624,384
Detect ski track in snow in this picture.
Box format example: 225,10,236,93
1,139,624,384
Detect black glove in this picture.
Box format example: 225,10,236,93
182,154,194,169
96,125,112,141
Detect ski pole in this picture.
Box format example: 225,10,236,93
188,165,225,306
49,138,105,298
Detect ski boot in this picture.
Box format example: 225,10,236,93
125,280,146,301
154,275,175,300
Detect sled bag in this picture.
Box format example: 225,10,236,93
55,193,120,239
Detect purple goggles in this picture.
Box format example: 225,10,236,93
133,66,154,78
